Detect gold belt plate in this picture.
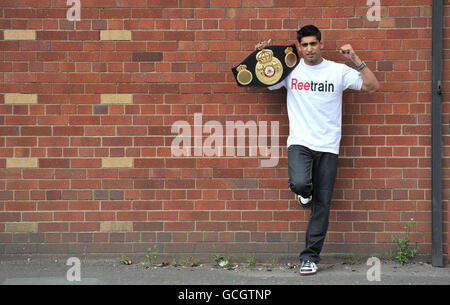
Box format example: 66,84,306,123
255,49,283,85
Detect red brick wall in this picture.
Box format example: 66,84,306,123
0,0,448,263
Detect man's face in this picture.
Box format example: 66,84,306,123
299,36,323,65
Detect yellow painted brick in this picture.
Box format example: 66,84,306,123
100,30,131,41
5,94,38,104
100,221,133,232
4,30,36,40
100,94,133,104
379,18,395,28
6,158,38,168
6,222,38,233
102,158,133,168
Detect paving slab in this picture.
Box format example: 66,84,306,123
0,258,449,285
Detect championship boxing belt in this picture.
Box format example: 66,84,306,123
231,44,299,87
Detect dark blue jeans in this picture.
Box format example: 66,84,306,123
288,145,338,264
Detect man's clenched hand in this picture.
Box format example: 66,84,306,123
254,39,272,50
339,44,362,67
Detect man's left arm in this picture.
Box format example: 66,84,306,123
340,44,379,93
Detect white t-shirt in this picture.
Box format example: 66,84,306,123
269,58,363,155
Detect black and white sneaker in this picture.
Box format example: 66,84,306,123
297,194,312,208
300,260,317,276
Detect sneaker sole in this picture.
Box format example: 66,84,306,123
297,196,313,209
300,270,317,276
298,201,312,209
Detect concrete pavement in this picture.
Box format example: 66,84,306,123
0,257,449,285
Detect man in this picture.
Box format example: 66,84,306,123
255,25,379,275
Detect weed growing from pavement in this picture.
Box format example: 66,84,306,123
392,220,418,265
346,253,367,265
268,255,278,269
180,256,200,267
119,254,132,265
142,244,159,269
246,254,256,268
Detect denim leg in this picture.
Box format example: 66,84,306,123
287,145,314,198
298,150,338,264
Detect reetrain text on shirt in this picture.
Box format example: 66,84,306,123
290,78,335,92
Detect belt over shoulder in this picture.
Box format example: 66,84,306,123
231,44,299,87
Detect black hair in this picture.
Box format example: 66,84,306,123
297,25,321,43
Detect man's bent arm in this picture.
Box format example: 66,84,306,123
340,44,379,93
355,59,379,93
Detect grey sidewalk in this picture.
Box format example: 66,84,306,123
0,257,449,285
